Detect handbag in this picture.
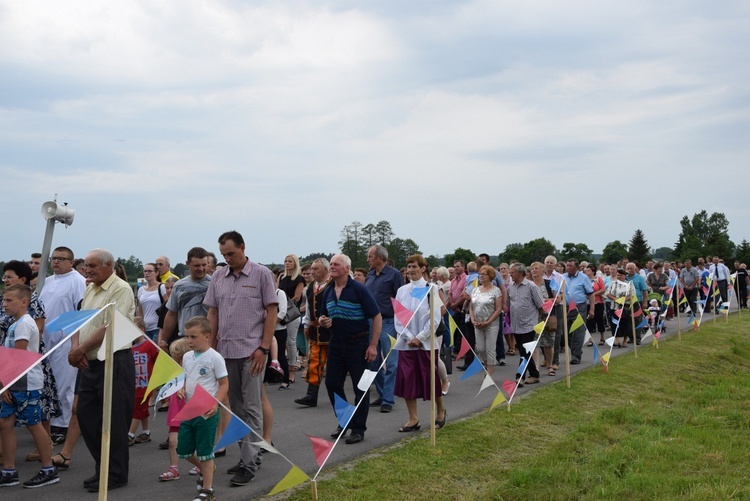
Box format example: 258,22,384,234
545,313,558,332
282,298,301,325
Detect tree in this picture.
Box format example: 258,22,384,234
299,252,333,265
735,239,750,265
386,238,421,268
374,220,395,246
338,221,366,268
559,242,592,263
498,243,525,264
652,247,673,261
173,263,188,278
673,211,734,261
424,255,443,268
522,238,557,264
601,240,628,264
628,229,651,264
443,248,476,267
116,255,143,283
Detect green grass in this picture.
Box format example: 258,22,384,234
280,314,750,500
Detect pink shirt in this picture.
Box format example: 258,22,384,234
203,258,278,359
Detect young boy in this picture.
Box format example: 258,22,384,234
0,284,58,488
129,317,159,445
177,316,228,501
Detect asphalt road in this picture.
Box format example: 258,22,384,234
6,311,718,500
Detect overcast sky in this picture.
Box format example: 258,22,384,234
2,1,748,267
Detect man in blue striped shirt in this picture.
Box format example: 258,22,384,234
319,254,381,444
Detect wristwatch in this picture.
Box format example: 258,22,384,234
256,346,270,355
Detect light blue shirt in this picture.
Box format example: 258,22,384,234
564,271,594,304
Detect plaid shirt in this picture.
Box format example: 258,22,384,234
203,259,278,359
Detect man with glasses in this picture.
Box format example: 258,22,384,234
154,256,179,283
38,247,86,445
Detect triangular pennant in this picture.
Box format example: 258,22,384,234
333,393,355,429
542,300,554,313
569,313,584,332
615,296,626,305
641,328,653,341
448,315,458,347
610,317,619,326
96,309,147,361
391,297,414,327
357,369,378,391
251,439,280,454
517,356,529,376
45,308,101,335
605,337,615,347
583,329,592,345
307,435,335,467
471,278,478,288
456,337,472,360
490,391,507,410
522,340,536,353
533,321,546,335
172,384,217,423
154,373,185,403
476,373,495,397
592,343,600,362
654,331,661,339
633,307,643,317
0,346,43,392
213,413,253,452
652,337,659,347
460,357,484,381
613,309,623,318
678,295,687,305
410,286,430,301
602,362,609,374
601,351,610,364
636,317,648,329
549,278,560,292
143,349,184,403
388,335,396,349
502,378,516,396
268,465,309,496
568,299,577,313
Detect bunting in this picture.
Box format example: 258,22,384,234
490,391,507,410
333,393,356,430
0,346,42,393
214,413,253,452
357,369,378,392
476,374,495,397
143,349,184,403
460,357,484,381
569,313,584,332
308,435,335,467
96,309,147,361
268,466,309,495
172,384,216,423
448,315,458,347
391,297,414,327
409,286,430,301
502,378,517,396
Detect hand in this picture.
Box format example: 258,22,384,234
319,315,332,329
588,310,594,319
177,388,186,400
158,339,169,350
68,346,89,370
248,349,266,376
365,344,377,363
203,404,219,418
1,390,13,405
407,337,422,348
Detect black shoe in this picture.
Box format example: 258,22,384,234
227,459,245,475
214,448,226,457
158,438,170,450
229,466,255,486
86,480,127,492
294,394,318,407
498,359,507,366
0,470,19,487
23,468,59,488
570,360,580,365
83,474,99,487
345,433,364,444
331,425,348,439
380,404,393,413
370,398,382,406
456,365,468,371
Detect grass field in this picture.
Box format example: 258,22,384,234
281,314,750,501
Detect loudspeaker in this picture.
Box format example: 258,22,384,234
41,201,75,225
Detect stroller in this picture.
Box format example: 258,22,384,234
648,292,668,333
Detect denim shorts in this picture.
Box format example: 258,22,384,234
0,390,42,425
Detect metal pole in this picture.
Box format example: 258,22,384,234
35,218,55,294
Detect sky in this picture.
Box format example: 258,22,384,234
2,1,749,267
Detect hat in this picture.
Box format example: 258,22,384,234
650,299,658,306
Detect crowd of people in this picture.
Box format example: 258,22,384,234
1,239,748,500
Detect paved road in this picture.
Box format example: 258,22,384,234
7,311,716,500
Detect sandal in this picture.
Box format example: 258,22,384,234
398,422,421,433
51,452,70,469
435,410,447,429
508,349,515,356
586,341,594,347
548,369,556,376
159,466,181,481
598,340,605,345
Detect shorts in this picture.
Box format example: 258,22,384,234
133,398,150,420
177,412,219,462
0,390,43,425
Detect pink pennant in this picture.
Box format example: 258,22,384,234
613,309,623,318
0,346,42,389
172,384,216,423
542,300,554,313
702,286,708,295
391,297,413,327
568,300,577,313
502,378,516,396
654,331,661,339
602,363,608,374
307,435,335,467
665,288,673,297
633,308,642,317
456,337,471,360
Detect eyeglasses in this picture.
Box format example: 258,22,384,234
144,269,155,274
50,257,71,262
2,275,18,281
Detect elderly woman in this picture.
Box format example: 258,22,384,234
469,265,503,377
394,255,447,432
606,268,635,348
530,261,556,376
584,264,607,346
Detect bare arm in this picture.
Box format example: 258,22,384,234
208,307,219,349
366,313,381,362
158,310,178,349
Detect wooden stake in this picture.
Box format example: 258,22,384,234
429,288,436,447
561,288,571,389
98,304,115,500
311,479,318,500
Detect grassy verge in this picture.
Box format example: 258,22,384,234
281,314,750,500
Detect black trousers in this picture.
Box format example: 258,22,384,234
325,336,370,435
77,349,135,484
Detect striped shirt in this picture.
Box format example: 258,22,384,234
321,277,380,339
203,258,278,359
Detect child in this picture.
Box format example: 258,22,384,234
177,316,228,501
129,317,160,445
159,337,190,481
648,299,661,330
0,284,58,488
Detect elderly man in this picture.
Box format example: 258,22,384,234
564,259,595,365
39,246,86,443
155,255,180,283
680,259,700,315
295,258,333,408
204,231,278,486
68,249,135,492
543,255,565,370
507,263,545,385
625,262,649,344
710,257,731,306
320,254,381,445
157,247,211,350
364,245,403,413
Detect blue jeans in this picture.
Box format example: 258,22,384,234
369,317,397,406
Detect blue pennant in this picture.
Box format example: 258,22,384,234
333,393,355,430
460,357,484,381
214,413,253,452
46,309,100,335
410,286,430,301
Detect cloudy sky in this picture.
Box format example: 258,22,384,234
2,1,748,267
